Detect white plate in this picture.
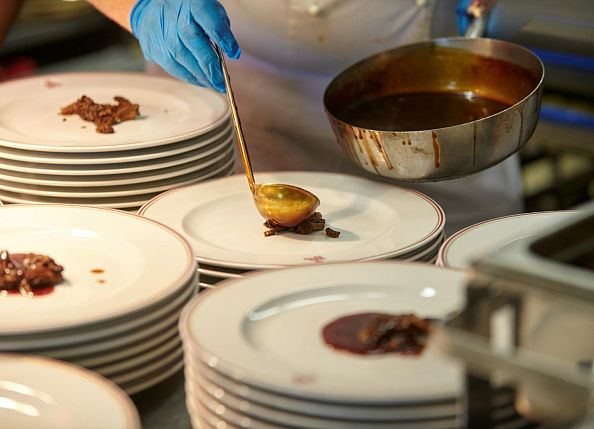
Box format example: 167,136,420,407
198,282,215,290
403,232,444,262
0,276,195,350
0,159,235,208
0,139,233,187
0,72,229,152
0,120,232,165
109,348,184,386
0,205,195,334
123,359,184,396
0,354,140,429
187,380,461,429
197,262,249,276
76,324,180,369
185,361,463,421
140,172,445,270
197,266,245,280
43,295,183,360
95,335,182,377
0,133,232,177
0,189,162,209
197,223,443,284
186,388,459,429
436,211,577,269
0,147,235,197
180,262,467,404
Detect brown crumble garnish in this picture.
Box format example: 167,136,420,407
62,118,67,122
264,212,340,237
325,227,340,238
59,95,140,134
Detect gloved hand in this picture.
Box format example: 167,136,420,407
130,0,240,92
456,0,497,35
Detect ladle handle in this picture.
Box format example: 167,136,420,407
215,45,256,195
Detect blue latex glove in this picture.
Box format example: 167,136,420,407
455,0,474,35
456,0,498,36
130,0,240,92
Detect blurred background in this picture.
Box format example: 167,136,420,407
1,0,593,213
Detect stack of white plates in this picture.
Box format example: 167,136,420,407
0,72,235,210
0,205,197,395
436,211,576,269
0,354,141,429
180,262,469,429
138,172,446,289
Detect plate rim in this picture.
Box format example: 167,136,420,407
180,260,467,404
436,210,578,269
0,352,141,429
139,172,446,270
0,204,196,334
0,71,230,152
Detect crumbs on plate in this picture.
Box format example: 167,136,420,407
264,212,341,238
59,95,140,134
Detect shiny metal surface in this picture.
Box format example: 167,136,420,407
441,204,594,427
323,37,544,181
217,46,320,227
254,183,320,228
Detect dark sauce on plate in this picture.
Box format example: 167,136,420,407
322,312,431,356
1,286,56,297
0,251,64,297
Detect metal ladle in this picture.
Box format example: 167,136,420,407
215,46,320,227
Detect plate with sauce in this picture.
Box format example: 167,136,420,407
0,204,195,335
180,261,467,404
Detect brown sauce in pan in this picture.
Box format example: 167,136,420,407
322,312,431,356
337,92,512,131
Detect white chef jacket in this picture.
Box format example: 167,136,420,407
151,0,524,235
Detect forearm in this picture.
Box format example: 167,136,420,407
0,0,25,47
87,0,137,32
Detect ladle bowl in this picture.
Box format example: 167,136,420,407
323,37,544,182
216,45,321,228
254,183,320,227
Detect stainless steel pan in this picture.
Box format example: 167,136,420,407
323,37,544,181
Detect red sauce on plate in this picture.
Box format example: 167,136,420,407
0,251,64,297
1,286,55,297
